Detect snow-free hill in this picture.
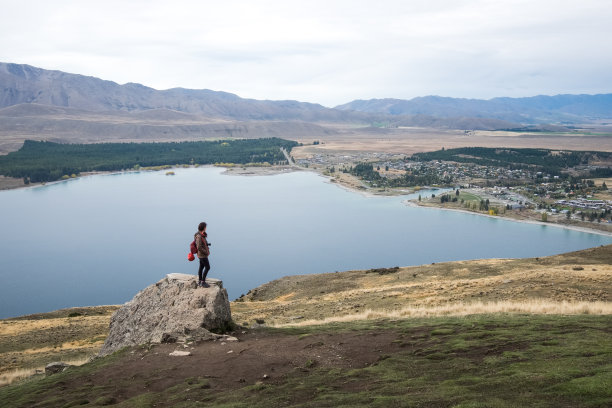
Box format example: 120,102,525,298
232,244,612,326
1,246,610,406
0,102,338,154
0,62,368,122
336,94,612,124
5,61,612,126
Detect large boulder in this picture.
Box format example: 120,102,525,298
99,274,232,356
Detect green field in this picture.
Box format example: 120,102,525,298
457,191,481,202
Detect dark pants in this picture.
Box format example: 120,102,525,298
198,257,210,282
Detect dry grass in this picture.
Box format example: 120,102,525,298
292,126,612,157
0,356,92,387
592,177,612,201
232,245,612,327
278,300,612,327
0,316,110,337
0,306,117,385
0,175,28,190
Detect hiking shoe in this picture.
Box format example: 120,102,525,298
202,282,210,288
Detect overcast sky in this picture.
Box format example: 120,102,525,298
1,0,611,107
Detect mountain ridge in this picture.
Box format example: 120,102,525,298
335,93,612,123
2,62,611,125
0,62,368,123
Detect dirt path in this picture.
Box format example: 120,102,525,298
280,147,296,166
22,327,404,406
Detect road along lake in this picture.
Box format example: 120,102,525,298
1,167,610,318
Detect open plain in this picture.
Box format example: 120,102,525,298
291,125,612,159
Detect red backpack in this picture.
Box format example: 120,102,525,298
187,237,198,261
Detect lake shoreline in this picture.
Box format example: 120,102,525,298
402,199,612,237
0,164,304,191
313,168,611,238
1,165,611,321
312,168,612,237
2,164,610,237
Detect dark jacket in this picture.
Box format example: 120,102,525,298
195,232,210,259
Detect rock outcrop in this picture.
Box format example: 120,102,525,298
45,362,71,376
99,274,232,356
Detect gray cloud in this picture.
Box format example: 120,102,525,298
1,0,611,107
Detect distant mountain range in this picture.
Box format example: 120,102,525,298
1,62,611,128
0,62,364,122
335,94,612,124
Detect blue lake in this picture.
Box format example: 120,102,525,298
0,167,610,318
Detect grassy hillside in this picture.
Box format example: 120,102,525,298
232,245,611,327
0,245,610,406
0,306,119,386
0,315,610,407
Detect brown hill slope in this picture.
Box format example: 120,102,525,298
232,245,612,326
0,103,339,154
1,245,610,386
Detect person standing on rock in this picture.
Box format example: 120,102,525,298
195,222,211,287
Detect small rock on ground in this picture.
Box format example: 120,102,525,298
169,350,192,357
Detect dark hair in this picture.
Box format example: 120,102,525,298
198,222,207,231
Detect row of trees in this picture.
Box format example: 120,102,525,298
345,163,453,187
439,194,458,203
345,163,383,182
0,138,298,182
